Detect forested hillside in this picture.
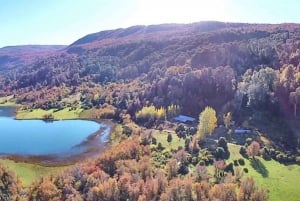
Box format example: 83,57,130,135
0,45,66,70
1,22,300,147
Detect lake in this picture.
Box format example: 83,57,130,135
0,106,110,158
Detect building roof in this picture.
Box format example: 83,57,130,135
174,115,195,122
234,129,251,134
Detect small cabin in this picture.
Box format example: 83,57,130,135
174,115,195,124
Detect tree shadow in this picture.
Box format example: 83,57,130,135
250,158,269,178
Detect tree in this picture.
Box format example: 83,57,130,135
223,112,232,129
197,106,217,139
167,133,173,144
0,164,24,201
247,141,260,159
289,87,300,117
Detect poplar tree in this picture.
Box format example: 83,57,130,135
197,106,217,139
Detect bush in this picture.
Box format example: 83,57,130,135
192,157,199,165
246,138,253,146
238,158,245,166
152,137,157,145
122,125,133,136
234,160,239,166
239,146,248,158
276,153,287,163
215,147,226,160
261,147,271,161
224,162,234,174
243,168,249,173
178,164,189,175
157,142,164,150
199,160,206,166
217,137,228,151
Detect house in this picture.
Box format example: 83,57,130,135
174,115,195,123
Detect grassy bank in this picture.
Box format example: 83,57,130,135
16,107,83,119
0,159,68,187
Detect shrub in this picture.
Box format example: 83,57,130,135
192,156,199,165
167,133,173,143
122,125,133,136
199,160,206,166
243,168,249,173
239,146,248,158
215,147,226,160
152,137,157,145
224,162,234,174
178,164,189,175
246,138,253,146
234,160,239,166
276,153,287,163
217,137,228,151
238,158,245,166
157,142,164,150
261,147,271,161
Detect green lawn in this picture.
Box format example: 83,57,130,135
228,143,300,201
16,107,83,120
152,130,184,150
0,159,68,187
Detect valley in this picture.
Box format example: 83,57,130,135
1,21,300,200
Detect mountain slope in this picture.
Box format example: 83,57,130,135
0,45,66,70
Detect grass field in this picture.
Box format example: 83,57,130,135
0,159,68,187
153,131,300,201
228,143,300,201
152,130,184,150
16,107,83,119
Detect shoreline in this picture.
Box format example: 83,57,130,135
1,120,115,166
0,106,116,166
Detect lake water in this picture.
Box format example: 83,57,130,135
0,106,110,156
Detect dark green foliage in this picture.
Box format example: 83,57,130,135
217,137,228,151
234,160,239,166
224,162,234,175
238,158,245,166
215,147,226,160
122,125,132,136
157,142,164,151
239,146,248,158
243,168,249,173
167,133,173,144
152,137,157,145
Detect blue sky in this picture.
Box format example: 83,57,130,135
1,0,300,47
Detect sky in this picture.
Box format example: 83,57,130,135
1,0,300,48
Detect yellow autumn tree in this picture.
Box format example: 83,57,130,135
223,112,232,129
197,106,217,139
